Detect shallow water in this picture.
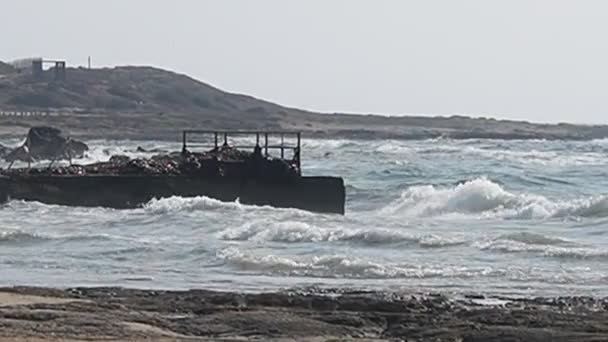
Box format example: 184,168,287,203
2,137,608,297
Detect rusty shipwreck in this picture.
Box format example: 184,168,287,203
0,130,345,214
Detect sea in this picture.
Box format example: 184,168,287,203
1,137,608,297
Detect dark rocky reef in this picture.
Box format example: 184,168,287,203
0,287,607,341
4,126,88,162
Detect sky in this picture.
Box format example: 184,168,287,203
2,0,607,124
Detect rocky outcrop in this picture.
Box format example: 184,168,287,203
5,127,88,162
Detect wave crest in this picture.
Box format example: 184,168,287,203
217,247,496,279
382,178,608,219
477,240,608,260
218,221,464,247
144,196,244,214
475,233,608,260
0,231,47,243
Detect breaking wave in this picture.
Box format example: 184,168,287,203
144,196,245,214
216,247,588,282
477,240,608,260
0,230,137,245
0,231,47,244
474,232,608,260
217,247,498,279
142,196,319,219
218,220,464,247
496,232,570,246
382,178,608,219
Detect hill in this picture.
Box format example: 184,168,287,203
0,62,607,140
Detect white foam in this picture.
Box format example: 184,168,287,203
144,196,244,214
413,140,607,166
476,239,608,260
497,232,570,246
382,177,608,219
0,230,46,243
218,220,464,246
217,247,498,279
142,196,318,218
374,141,414,154
295,139,355,152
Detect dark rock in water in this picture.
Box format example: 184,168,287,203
109,155,130,164
0,144,10,158
5,127,89,162
5,145,35,162
134,146,168,153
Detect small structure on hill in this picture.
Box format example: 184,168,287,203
10,58,67,81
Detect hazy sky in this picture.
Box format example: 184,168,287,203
3,1,607,123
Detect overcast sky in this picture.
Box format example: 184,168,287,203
2,1,607,123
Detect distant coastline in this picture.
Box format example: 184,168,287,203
1,63,607,141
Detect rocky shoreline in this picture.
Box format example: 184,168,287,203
6,114,599,142
0,287,606,341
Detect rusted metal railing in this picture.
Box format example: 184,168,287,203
181,130,301,173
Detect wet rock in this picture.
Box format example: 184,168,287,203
5,127,88,162
134,146,168,153
0,144,10,158
109,155,130,164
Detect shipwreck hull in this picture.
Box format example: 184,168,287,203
0,175,345,214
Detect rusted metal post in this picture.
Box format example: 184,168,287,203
256,133,260,146
297,132,301,175
214,132,218,149
26,140,31,170
223,133,228,146
264,133,269,157
281,133,284,159
182,131,187,152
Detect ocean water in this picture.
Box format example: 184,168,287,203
2,137,608,297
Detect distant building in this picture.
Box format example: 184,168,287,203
10,57,66,81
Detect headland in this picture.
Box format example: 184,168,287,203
1,62,607,141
